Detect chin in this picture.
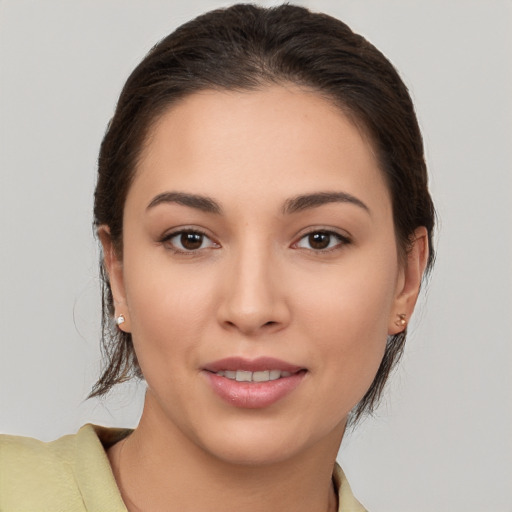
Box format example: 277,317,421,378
193,415,346,467
206,436,307,467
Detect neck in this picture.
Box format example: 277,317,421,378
109,394,346,512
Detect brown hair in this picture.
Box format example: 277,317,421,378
92,3,435,424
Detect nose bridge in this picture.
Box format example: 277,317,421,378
219,236,288,334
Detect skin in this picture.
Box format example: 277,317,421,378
101,85,428,512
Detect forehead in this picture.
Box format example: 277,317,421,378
129,85,390,216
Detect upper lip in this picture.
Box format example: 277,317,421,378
203,357,305,373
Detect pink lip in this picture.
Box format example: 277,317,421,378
202,357,307,409
203,356,303,373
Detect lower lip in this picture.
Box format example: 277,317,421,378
204,371,306,409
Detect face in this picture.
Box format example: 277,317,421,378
103,85,425,465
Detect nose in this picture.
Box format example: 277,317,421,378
217,244,291,336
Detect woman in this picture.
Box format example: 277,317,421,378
0,4,434,511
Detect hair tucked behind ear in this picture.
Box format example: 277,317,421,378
91,3,435,423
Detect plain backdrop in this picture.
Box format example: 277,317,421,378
1,1,511,511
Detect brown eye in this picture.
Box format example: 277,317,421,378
308,232,331,250
180,232,204,250
164,230,217,252
294,230,349,251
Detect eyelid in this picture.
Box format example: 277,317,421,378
159,227,220,253
291,227,352,251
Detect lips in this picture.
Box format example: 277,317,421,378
203,356,303,374
202,357,307,409
216,369,292,382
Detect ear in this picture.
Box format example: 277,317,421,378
98,225,131,333
388,226,429,335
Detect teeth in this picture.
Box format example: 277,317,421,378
235,370,252,382
269,370,281,381
252,370,270,382
216,369,293,382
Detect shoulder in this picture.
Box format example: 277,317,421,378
0,428,83,509
0,424,130,512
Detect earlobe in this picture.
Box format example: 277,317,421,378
98,225,130,332
388,227,429,335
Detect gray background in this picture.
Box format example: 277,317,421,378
1,1,511,511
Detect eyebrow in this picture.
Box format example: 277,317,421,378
146,190,369,216
283,192,370,215
146,192,222,214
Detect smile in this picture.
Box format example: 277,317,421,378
214,370,292,382
203,357,307,408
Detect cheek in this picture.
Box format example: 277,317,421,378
295,248,399,402
298,248,398,334
121,252,217,378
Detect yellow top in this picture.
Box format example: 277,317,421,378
0,424,366,512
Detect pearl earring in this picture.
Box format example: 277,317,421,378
116,314,126,326
395,313,407,327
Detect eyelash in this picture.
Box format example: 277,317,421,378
293,230,351,252
159,228,351,255
160,229,219,254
